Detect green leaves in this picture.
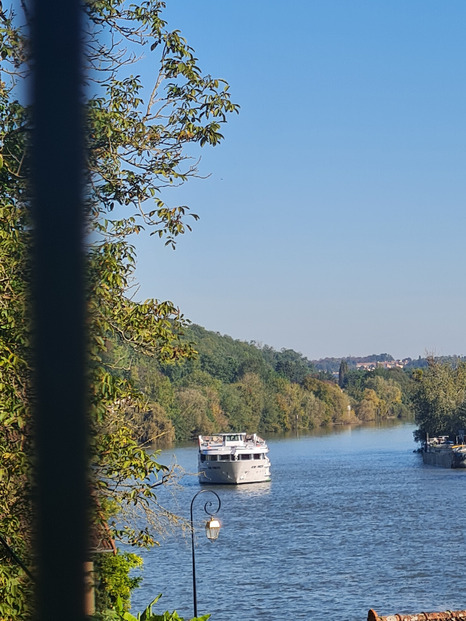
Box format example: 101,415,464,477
0,77,34,617
94,552,143,612
412,359,466,438
98,593,212,621
0,0,238,615
85,0,239,245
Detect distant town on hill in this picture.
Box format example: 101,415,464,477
310,353,466,374
185,324,466,376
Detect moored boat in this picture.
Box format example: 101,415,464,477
421,435,466,469
198,432,271,484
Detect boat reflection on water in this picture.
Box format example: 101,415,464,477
201,480,272,498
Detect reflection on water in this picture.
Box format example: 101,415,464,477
209,480,272,498
272,417,414,442
131,422,466,621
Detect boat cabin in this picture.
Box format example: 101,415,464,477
199,433,264,448
223,433,245,446
199,452,268,462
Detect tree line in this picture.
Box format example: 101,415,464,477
106,325,418,445
110,331,466,449
411,358,466,442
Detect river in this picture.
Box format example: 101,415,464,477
130,423,466,620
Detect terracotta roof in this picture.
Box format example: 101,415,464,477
369,609,466,621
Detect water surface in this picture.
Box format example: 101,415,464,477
131,424,466,620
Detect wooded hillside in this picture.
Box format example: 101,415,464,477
105,325,416,444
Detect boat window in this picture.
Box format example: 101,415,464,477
240,454,251,460
209,455,218,462
253,454,261,460
219,454,230,461
200,454,206,462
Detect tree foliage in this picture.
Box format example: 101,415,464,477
412,359,466,440
94,552,143,612
0,0,238,615
107,325,414,445
92,593,210,621
0,20,35,616
338,359,348,387
344,367,412,422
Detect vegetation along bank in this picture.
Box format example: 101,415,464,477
104,324,432,445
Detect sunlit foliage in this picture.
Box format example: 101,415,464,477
0,0,238,615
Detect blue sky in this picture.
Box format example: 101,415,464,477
132,1,466,360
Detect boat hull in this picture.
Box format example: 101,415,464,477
422,447,466,469
198,459,271,485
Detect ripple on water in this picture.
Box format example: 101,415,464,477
131,424,466,621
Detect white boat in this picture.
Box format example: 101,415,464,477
198,433,271,484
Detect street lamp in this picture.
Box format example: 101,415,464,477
190,489,222,618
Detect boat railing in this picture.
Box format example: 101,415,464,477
244,433,266,444
198,434,268,451
198,435,224,447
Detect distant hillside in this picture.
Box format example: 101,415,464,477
107,324,466,444
311,354,466,374
183,326,466,375
404,355,466,369
181,324,317,384
110,326,416,442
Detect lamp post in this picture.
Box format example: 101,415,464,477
190,490,221,618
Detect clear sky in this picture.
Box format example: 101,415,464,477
132,1,466,361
